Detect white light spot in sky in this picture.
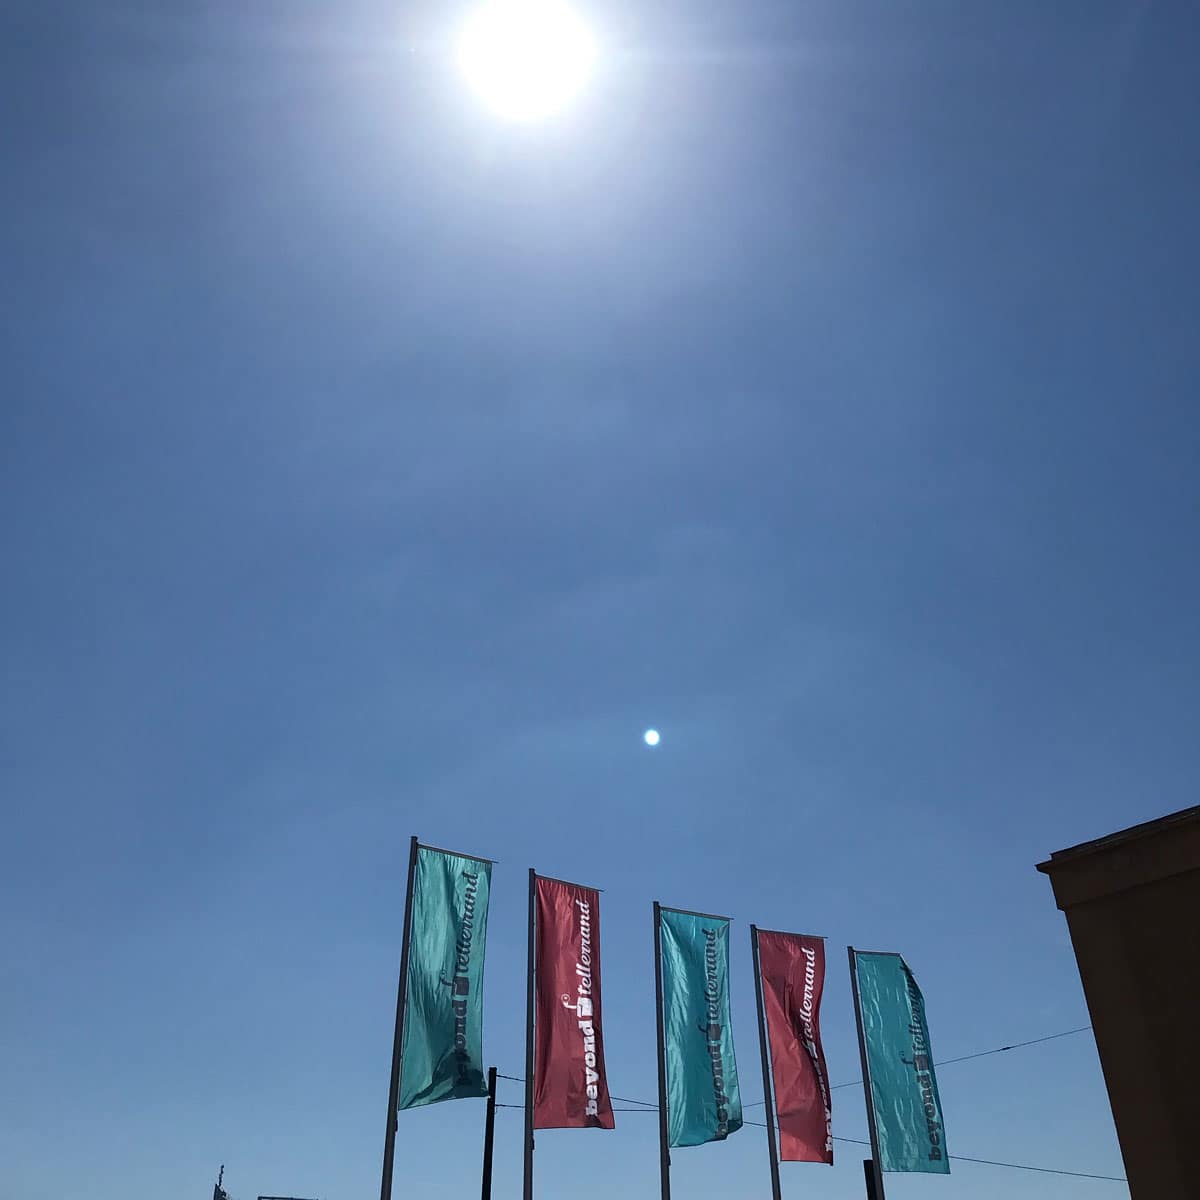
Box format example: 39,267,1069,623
457,0,596,122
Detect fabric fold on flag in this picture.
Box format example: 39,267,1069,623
853,952,950,1173
533,875,615,1129
398,846,491,1109
659,908,743,1147
757,930,833,1163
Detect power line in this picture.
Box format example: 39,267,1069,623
743,1024,1093,1104
488,1029,1126,1185
508,1024,1095,1105
499,1101,657,1113
926,1025,1093,1072
738,1123,1124,1183
940,1152,1125,1183
499,1073,657,1109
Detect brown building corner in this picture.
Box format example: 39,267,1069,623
1037,806,1200,1200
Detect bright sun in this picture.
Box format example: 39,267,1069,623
457,0,596,121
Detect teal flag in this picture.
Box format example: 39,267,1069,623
398,847,491,1109
659,908,743,1147
853,952,950,1173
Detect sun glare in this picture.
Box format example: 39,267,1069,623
457,0,596,121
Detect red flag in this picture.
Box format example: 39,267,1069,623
758,931,833,1163
533,876,614,1129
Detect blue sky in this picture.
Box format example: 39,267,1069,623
3,1,1197,1197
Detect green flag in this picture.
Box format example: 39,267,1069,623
853,952,950,1173
659,908,743,1147
398,846,491,1109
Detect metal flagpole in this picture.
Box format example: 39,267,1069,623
847,947,886,1200
861,1159,880,1200
523,870,537,1200
380,836,420,1200
652,902,672,1200
750,926,783,1200
480,1066,498,1200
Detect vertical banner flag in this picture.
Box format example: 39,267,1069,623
398,846,492,1109
659,908,743,1147
757,931,833,1164
534,876,615,1128
853,952,950,1174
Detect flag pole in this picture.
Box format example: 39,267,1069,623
380,835,420,1200
861,1159,880,1200
652,902,671,1200
522,869,536,1200
480,1066,498,1200
750,926,783,1200
847,947,886,1200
